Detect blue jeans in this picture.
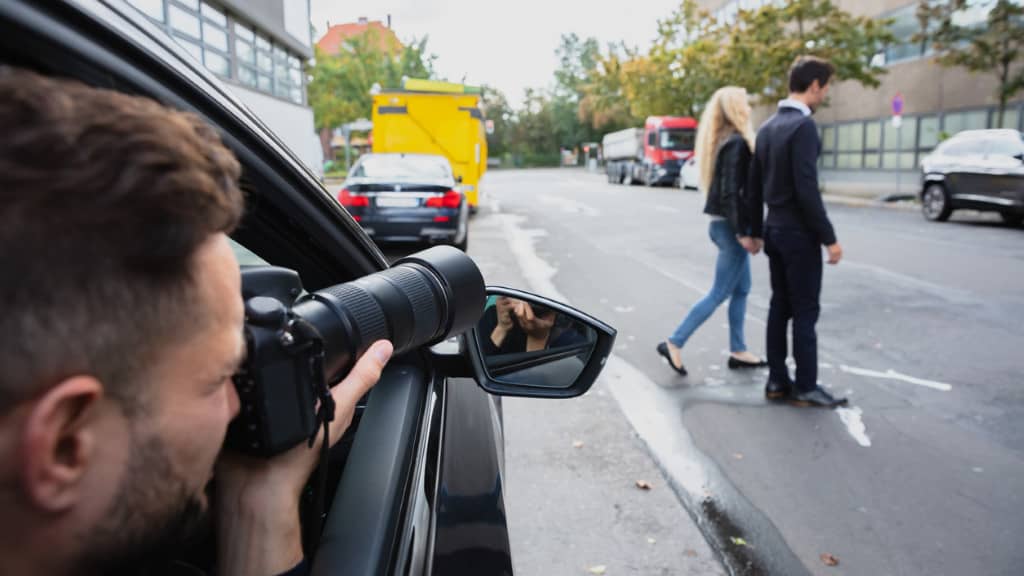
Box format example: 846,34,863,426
668,219,751,352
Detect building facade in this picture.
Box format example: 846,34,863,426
130,0,323,177
699,0,1023,187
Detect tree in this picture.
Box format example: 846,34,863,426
721,0,896,104
916,0,1024,126
307,29,436,131
481,86,513,158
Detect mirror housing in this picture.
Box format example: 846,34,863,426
455,174,464,184
466,287,616,398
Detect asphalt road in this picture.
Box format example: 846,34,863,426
465,168,1024,576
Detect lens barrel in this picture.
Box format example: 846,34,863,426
292,245,484,381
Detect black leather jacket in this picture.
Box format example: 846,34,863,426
703,132,752,234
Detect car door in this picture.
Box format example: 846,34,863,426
938,138,987,200
979,135,1024,205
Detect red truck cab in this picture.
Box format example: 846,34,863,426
643,116,698,185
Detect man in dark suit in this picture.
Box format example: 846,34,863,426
743,56,847,408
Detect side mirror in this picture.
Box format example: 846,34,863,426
1014,153,1024,163
467,287,616,398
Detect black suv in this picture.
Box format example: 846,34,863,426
919,129,1024,225
0,2,615,574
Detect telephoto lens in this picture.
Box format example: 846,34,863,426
294,244,485,383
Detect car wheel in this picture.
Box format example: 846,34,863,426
922,183,952,222
623,169,634,186
1000,212,1023,227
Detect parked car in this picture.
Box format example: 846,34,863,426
919,129,1024,225
0,2,616,575
340,153,470,251
678,156,700,190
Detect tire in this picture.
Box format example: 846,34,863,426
1000,212,1023,227
922,183,952,222
623,168,634,186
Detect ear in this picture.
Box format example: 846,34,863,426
18,376,105,513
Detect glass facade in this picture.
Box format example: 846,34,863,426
130,0,306,105
817,102,1024,172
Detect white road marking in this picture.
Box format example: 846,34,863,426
836,406,871,447
614,305,635,313
498,214,568,303
654,204,681,214
839,365,953,392
537,195,600,217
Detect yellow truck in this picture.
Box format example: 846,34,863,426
371,79,488,209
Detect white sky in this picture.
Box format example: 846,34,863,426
309,0,682,105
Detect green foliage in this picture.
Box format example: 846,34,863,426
916,0,1024,125
307,30,436,130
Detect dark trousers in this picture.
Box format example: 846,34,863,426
763,227,823,392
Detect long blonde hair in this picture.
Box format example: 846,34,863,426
695,86,755,194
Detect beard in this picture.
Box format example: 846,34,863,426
76,431,213,576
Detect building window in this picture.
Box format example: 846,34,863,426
943,109,987,135
130,0,307,103
884,3,928,64
919,115,940,149
882,115,917,169
995,108,1020,130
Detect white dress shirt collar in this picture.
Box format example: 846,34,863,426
778,98,812,117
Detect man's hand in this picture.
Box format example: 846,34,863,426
514,301,555,338
216,340,393,576
826,242,843,265
495,296,516,329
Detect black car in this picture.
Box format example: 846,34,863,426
340,153,470,251
919,129,1024,225
0,2,616,575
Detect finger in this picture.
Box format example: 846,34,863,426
328,340,393,444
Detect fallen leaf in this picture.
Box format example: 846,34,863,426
730,537,748,547
820,553,839,567
646,537,657,545
573,440,585,449
684,549,698,557
732,453,744,460
635,480,652,490
588,566,607,575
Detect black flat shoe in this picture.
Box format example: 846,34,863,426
789,387,848,408
728,356,768,369
765,379,792,400
656,342,688,376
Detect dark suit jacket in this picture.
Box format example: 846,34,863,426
746,107,837,246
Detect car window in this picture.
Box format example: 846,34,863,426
231,238,270,266
984,136,1024,158
936,138,984,156
351,155,452,179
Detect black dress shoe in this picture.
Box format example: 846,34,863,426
765,379,792,400
728,356,768,369
790,387,848,408
656,342,688,376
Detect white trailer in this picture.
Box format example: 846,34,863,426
602,128,643,185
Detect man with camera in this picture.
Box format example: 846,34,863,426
0,67,393,575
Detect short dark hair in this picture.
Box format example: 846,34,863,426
0,67,244,412
788,56,835,93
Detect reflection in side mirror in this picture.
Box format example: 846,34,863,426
468,287,616,398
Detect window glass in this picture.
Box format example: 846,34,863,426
836,153,861,169
258,74,273,92
204,50,229,76
236,39,255,64
202,22,228,51
865,121,881,149
883,116,916,150
168,4,200,38
659,129,696,151
864,153,881,168
175,0,199,9
289,67,302,84
256,34,271,50
882,151,915,169
884,4,924,63
257,51,273,74
238,65,257,87
290,87,303,104
234,21,255,42
996,108,1020,130
274,78,290,98
175,37,203,62
985,136,1024,158
944,110,987,134
200,1,226,25
919,115,940,148
837,123,863,152
821,126,836,152
132,0,165,21
819,152,835,169
352,154,453,179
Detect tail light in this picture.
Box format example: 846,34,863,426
338,188,369,208
424,190,462,209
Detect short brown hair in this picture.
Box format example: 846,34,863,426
0,67,244,411
788,55,835,93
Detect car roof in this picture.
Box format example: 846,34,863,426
357,152,452,164
950,129,1022,140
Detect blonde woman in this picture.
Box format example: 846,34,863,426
656,86,766,375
